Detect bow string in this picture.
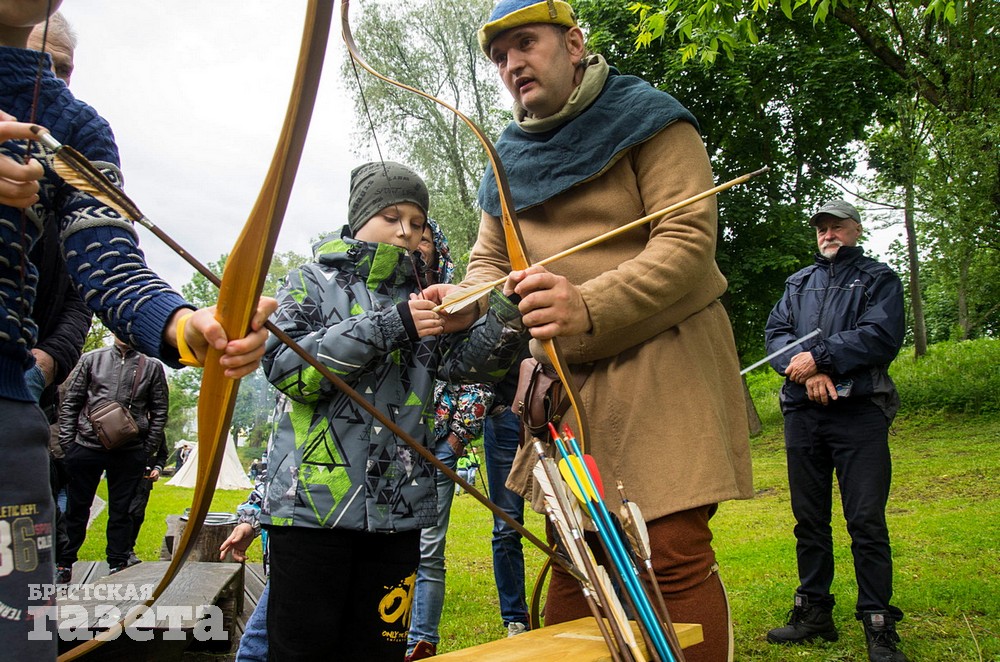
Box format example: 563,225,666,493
341,0,590,455
39,0,578,609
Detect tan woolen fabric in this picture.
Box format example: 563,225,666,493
465,121,753,521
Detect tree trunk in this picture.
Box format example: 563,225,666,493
957,252,971,340
903,185,928,356
160,514,240,563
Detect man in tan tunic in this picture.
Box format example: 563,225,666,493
433,1,754,659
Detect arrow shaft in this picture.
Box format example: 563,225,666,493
433,167,769,313
555,434,676,662
740,328,822,375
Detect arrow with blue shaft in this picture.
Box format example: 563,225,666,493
549,423,677,662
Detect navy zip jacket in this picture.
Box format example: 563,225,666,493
765,245,905,419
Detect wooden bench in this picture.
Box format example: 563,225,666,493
435,617,703,661
56,561,245,661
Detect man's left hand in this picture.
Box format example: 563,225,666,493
148,468,160,482
785,351,818,384
0,113,44,208
509,265,591,340
422,284,478,333
804,373,838,405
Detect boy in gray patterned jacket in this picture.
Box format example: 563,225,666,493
259,162,526,661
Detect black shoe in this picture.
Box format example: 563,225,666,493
861,611,909,662
55,566,72,584
109,553,142,575
767,592,838,644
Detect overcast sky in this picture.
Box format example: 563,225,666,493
61,2,366,290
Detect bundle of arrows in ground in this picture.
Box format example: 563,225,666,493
531,423,687,662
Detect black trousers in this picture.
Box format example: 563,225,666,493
783,400,903,619
49,437,72,564
265,526,420,661
127,477,154,552
61,443,145,567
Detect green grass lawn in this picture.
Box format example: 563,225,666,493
713,412,1000,661
79,412,999,660
77,483,252,563
69,286,998,661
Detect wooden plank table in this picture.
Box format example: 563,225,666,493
435,617,703,661
56,561,243,661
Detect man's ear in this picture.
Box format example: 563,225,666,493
564,26,586,64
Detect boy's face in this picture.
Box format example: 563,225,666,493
416,224,437,283
354,202,426,252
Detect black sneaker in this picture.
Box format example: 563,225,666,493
861,611,909,662
767,592,838,644
55,566,72,584
108,564,126,575
126,551,142,567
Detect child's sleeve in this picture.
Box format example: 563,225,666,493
438,289,528,386
236,478,266,538
263,265,416,402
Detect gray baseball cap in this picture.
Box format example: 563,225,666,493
809,199,861,226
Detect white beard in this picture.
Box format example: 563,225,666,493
820,241,843,259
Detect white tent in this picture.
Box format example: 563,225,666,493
166,440,253,490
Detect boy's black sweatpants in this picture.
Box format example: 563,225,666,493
266,525,420,661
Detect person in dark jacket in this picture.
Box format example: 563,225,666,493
57,337,169,575
764,199,908,662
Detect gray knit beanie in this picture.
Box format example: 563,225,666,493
348,161,430,233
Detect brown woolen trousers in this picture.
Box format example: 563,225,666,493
544,504,732,662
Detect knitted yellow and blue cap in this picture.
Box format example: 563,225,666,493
478,0,578,56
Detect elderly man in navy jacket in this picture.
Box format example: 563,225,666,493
764,199,908,662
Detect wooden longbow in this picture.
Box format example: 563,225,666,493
55,3,334,658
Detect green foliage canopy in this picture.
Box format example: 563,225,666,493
578,0,902,356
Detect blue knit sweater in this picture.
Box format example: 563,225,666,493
1,47,188,402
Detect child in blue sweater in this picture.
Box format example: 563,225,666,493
0,4,273,657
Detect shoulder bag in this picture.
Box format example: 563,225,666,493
87,354,146,451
